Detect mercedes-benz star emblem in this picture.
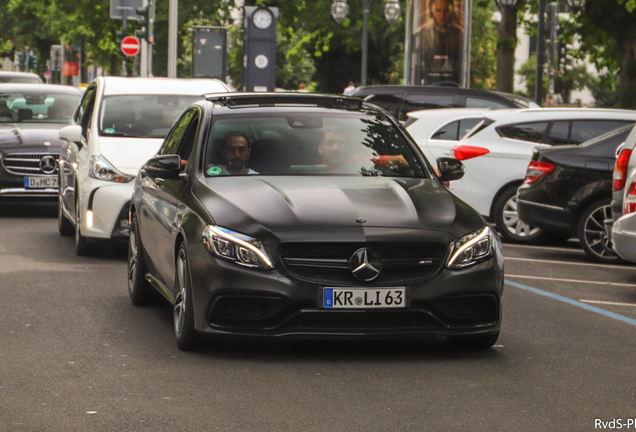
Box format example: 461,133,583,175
348,248,382,282
39,155,57,174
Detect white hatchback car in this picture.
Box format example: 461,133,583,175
407,108,636,243
57,77,229,255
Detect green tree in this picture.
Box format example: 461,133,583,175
568,1,636,108
470,0,497,89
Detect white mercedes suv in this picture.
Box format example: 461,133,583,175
57,77,229,255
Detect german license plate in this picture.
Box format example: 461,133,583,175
24,176,57,188
323,288,405,309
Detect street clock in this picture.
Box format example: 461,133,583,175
252,8,273,29
243,6,278,92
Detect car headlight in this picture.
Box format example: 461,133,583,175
202,225,274,269
88,155,134,183
447,226,494,269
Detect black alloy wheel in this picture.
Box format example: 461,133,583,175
447,331,500,350
578,199,621,263
74,194,90,256
174,243,198,350
494,185,547,244
57,178,73,236
128,213,153,305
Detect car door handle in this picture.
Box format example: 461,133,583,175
155,177,164,186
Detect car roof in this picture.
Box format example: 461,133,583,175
483,107,636,124
0,71,41,78
0,83,82,94
98,77,230,96
204,92,365,111
407,107,493,120
351,84,528,99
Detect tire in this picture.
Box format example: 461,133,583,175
174,244,198,351
127,213,154,305
493,185,547,244
57,181,73,236
447,331,499,350
577,199,622,263
74,194,91,256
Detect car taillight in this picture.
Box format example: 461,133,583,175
613,149,632,191
523,160,554,184
451,145,489,161
624,182,636,214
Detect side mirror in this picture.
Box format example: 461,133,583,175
436,157,465,182
59,125,83,144
145,154,183,180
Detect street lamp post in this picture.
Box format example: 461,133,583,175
331,0,401,87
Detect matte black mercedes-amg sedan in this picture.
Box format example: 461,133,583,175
128,93,504,350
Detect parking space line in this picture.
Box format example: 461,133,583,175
505,257,625,269
506,274,636,288
580,299,636,308
503,244,584,253
505,280,636,326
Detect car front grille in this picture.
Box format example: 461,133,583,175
2,153,59,176
278,242,446,286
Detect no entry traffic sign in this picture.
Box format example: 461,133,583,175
121,36,140,56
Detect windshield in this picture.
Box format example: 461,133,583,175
0,92,80,123
99,95,202,138
204,110,428,178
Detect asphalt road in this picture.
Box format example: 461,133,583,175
2,203,636,432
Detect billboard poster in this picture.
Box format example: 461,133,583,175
410,0,470,86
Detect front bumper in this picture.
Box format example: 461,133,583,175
185,237,504,339
78,179,134,240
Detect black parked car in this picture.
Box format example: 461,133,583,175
128,93,504,351
517,124,634,262
349,85,539,123
0,83,82,200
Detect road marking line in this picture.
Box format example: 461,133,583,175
580,299,636,307
503,243,584,253
505,257,629,269
505,280,636,326
506,274,636,288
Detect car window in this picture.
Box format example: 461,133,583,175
75,86,97,136
545,121,570,145
364,94,402,117
465,97,508,109
496,122,549,142
99,95,202,138
0,91,80,124
160,109,196,156
431,121,459,140
570,120,632,145
203,111,427,178
399,94,454,122
459,118,482,139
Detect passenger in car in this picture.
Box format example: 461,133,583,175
208,131,259,175
317,128,410,172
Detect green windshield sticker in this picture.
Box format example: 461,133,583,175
104,128,115,133
207,166,222,176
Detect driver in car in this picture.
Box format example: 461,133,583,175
208,131,259,176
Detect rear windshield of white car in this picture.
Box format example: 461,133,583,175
0,92,80,123
99,95,202,138
203,110,428,178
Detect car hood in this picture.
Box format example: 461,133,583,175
196,176,484,237
0,123,66,153
98,136,164,174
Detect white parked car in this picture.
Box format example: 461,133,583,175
407,108,636,243
57,77,229,255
